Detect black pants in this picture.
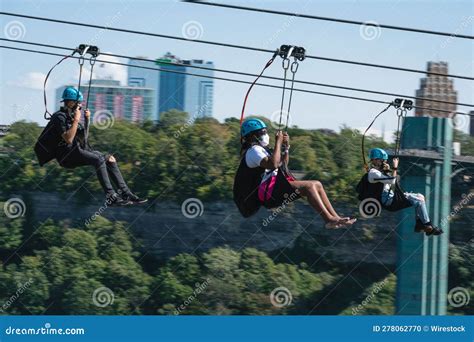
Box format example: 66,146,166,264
57,146,130,196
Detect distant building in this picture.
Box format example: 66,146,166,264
128,52,214,120
56,79,155,123
470,111,474,137
415,61,457,118
0,124,10,138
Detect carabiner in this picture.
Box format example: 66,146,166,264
291,60,299,73
282,58,290,70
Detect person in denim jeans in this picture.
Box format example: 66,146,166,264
368,148,443,236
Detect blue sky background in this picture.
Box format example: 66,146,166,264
1,0,473,138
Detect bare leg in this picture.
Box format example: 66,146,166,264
290,180,355,228
290,180,336,223
314,181,345,219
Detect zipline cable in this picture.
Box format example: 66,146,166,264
184,0,474,40
3,38,473,109
0,12,473,80
1,45,471,117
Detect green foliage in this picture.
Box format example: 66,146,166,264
0,213,23,253
1,111,403,204
341,273,396,315
1,114,472,316
448,243,473,315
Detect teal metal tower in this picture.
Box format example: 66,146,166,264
395,116,453,315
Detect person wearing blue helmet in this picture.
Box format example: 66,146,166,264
234,118,355,228
48,86,147,206
368,148,442,235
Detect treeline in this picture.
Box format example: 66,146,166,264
2,110,472,203
0,110,392,203
0,214,471,315
0,214,398,315
0,111,472,315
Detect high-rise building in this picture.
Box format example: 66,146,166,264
470,111,474,137
415,61,457,118
128,52,214,120
56,79,155,123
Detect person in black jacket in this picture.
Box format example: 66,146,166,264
50,87,147,206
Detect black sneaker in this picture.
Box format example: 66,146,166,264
122,192,148,205
425,225,443,236
107,193,132,207
414,220,443,236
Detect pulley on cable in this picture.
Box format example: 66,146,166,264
356,98,419,215
239,44,306,130
360,98,413,171
43,44,100,120
36,44,100,167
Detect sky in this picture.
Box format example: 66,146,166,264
1,0,473,140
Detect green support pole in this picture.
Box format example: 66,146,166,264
437,118,453,314
395,117,452,315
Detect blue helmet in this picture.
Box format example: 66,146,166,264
241,118,267,137
62,87,83,102
369,148,388,160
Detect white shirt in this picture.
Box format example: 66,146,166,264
246,145,269,168
245,145,278,182
368,168,395,202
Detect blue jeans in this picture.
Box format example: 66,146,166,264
385,192,430,224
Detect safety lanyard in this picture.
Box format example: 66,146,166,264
361,98,413,170
43,44,99,145
278,50,301,132
394,107,408,157
43,53,74,120
83,54,97,144
240,49,279,126
240,45,305,129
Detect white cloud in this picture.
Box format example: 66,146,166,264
8,72,46,90
71,53,127,85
